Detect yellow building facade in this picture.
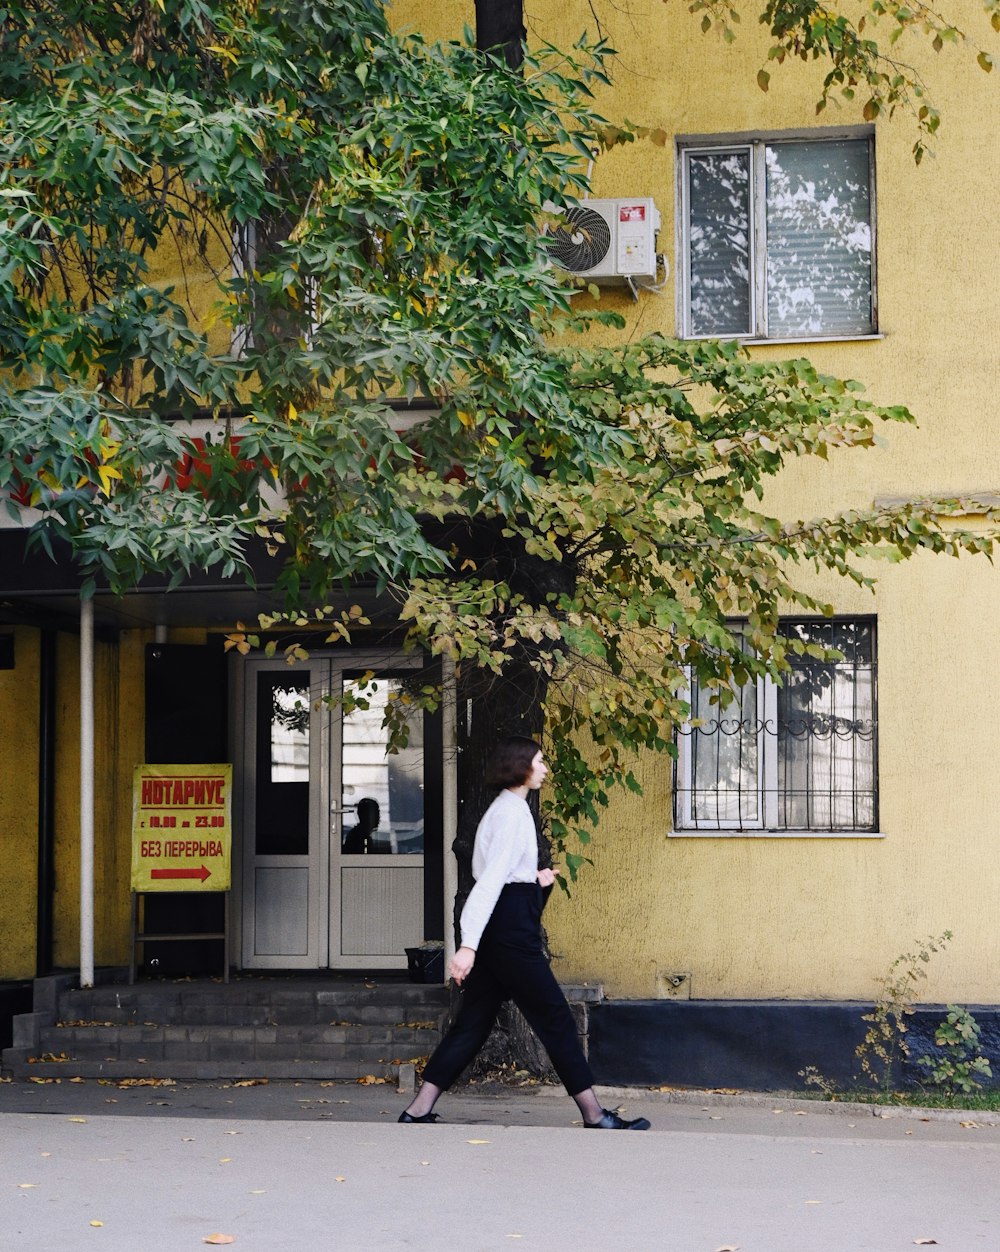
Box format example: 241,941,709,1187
2,1,998,1086
392,1,1000,1007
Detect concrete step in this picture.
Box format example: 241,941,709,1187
1,1055,412,1082
2,973,451,1083
53,1002,448,1028
54,981,445,1021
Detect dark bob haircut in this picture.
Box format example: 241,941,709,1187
487,736,542,789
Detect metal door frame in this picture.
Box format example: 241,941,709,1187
232,651,424,971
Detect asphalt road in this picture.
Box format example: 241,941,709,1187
2,1079,998,1251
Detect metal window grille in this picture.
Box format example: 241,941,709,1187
674,619,877,832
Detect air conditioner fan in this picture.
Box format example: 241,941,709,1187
546,205,612,272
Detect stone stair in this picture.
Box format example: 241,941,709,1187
1,971,451,1083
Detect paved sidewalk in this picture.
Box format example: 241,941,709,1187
2,1079,999,1251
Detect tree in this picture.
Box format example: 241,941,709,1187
1,0,997,891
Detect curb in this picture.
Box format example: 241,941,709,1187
527,1082,1000,1125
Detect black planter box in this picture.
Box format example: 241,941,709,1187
405,946,444,984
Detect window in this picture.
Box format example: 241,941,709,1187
673,619,878,835
679,133,876,341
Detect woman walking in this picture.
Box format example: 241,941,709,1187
399,736,650,1130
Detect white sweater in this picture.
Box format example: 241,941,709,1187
459,789,539,951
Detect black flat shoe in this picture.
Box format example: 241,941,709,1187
398,1110,442,1123
585,1108,651,1130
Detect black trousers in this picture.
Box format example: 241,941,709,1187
422,883,595,1098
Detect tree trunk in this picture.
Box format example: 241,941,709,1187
441,0,569,1086
474,0,526,70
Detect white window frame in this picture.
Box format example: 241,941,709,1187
671,619,882,839
677,127,879,344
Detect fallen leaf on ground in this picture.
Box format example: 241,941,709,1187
218,1158,233,1164
335,1176,346,1183
960,1121,979,1129
18,1183,38,1189
466,1139,491,1145
356,1075,387,1085
913,1241,938,1246
68,1117,86,1123
89,1220,103,1227
715,1244,739,1251
232,1079,268,1087
203,1236,235,1246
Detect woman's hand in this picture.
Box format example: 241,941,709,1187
537,867,559,888
449,945,476,985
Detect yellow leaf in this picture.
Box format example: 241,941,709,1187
90,1220,104,1227
335,1176,346,1183
18,1183,38,1189
68,1117,86,1123
206,44,238,64
97,465,122,494
202,1237,235,1246
466,1139,491,1145
287,401,298,421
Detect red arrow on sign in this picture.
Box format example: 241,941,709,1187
150,865,212,883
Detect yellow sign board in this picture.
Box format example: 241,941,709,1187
131,764,232,892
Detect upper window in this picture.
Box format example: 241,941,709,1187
673,619,878,836
679,133,876,341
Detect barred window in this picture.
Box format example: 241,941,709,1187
673,619,877,835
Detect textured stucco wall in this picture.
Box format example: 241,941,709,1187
49,629,147,971
0,629,40,979
0,629,149,976
395,2,1000,1002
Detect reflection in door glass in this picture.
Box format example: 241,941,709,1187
270,683,310,783
341,677,424,855
255,674,310,856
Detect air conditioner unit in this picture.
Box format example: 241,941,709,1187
546,197,661,284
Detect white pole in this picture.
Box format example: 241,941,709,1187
80,596,95,988
442,656,458,969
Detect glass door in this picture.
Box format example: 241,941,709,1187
241,663,328,968
331,669,425,970
239,655,426,970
